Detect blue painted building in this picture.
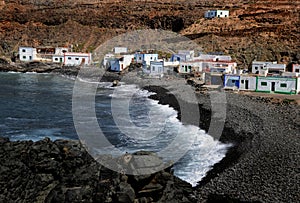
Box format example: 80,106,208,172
224,75,240,89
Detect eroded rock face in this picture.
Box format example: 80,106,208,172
0,137,194,203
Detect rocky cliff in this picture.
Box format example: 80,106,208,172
0,0,299,67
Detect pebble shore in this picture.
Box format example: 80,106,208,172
142,79,299,202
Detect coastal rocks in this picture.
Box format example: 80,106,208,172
0,62,62,73
116,182,135,203
112,80,120,87
0,138,194,203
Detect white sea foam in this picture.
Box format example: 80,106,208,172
105,84,230,187
9,128,72,142
24,71,50,75
109,84,156,99
76,77,121,89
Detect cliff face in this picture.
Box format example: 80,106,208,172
0,0,299,67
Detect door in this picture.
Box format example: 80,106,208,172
245,80,249,90
271,82,276,92
235,80,239,88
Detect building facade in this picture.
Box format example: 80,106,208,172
224,75,240,89
239,75,257,91
204,10,229,18
134,53,158,65
19,47,37,62
64,52,92,66
114,47,128,54
110,55,134,72
256,76,298,94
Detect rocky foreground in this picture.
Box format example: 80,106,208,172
0,137,195,203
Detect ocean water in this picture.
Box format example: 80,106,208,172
0,72,230,186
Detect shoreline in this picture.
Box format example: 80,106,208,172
1,65,299,202
130,75,299,202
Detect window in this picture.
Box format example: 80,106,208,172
75,58,79,60
152,66,155,71
150,57,153,60
22,49,26,52
68,57,72,60
139,57,142,60
280,83,287,88
55,58,58,61
23,56,26,59
255,67,258,70
241,80,244,84
296,69,300,73
261,82,267,86
220,12,223,15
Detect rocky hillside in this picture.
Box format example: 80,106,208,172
0,0,299,68
181,0,300,68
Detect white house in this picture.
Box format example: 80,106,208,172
208,61,237,73
205,10,229,18
292,64,300,73
194,54,232,62
64,52,92,66
113,47,128,54
179,62,193,74
179,61,203,74
19,47,37,62
256,76,298,94
239,75,257,91
178,50,195,61
134,53,158,65
110,54,134,72
251,61,274,74
149,61,164,76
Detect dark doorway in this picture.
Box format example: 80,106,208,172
271,82,276,92
245,80,249,89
